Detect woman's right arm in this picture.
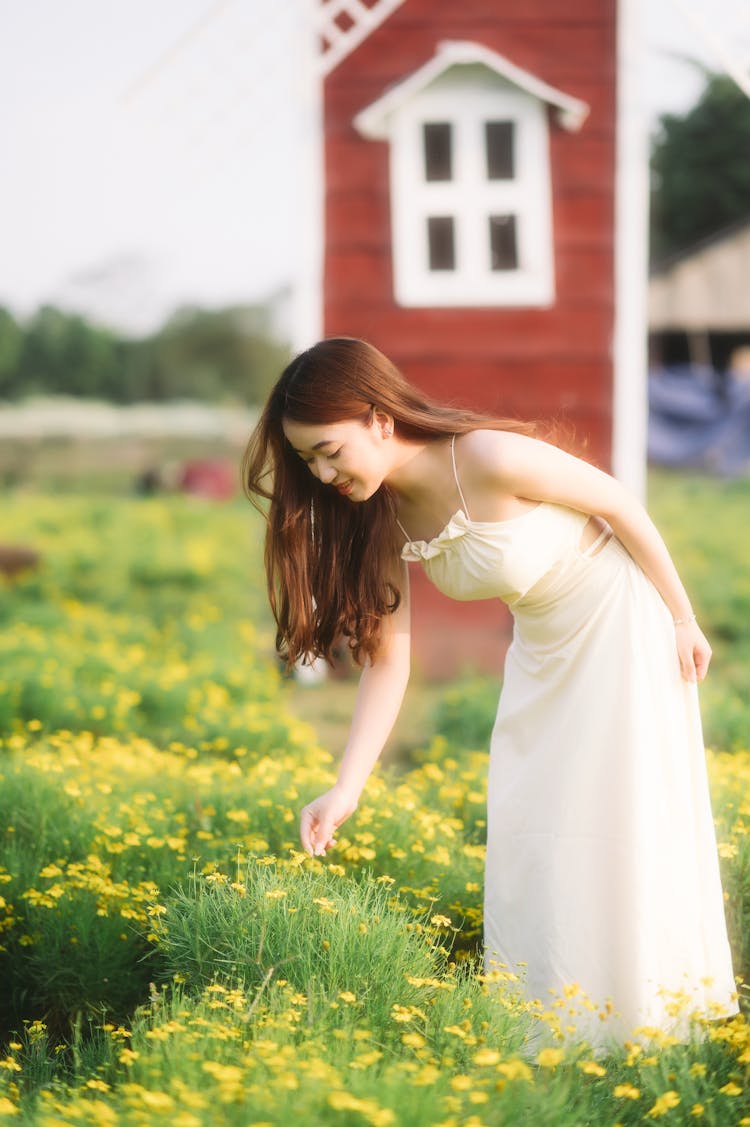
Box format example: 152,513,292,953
300,561,411,856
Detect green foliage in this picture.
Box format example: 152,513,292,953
0,302,289,404
136,304,289,404
0,307,23,397
647,469,750,751
650,72,750,261
0,494,292,752
1,483,750,1123
430,677,499,749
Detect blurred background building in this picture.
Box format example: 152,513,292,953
1,0,748,676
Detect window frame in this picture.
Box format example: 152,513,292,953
388,68,555,308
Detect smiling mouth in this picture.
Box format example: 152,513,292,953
335,480,353,495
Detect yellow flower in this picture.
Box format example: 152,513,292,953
497,1059,533,1082
689,1062,707,1078
646,1091,680,1118
338,992,357,1004
450,1075,472,1091
536,1047,564,1068
613,1084,641,1100
138,1090,175,1111
690,1106,705,1118
401,1032,426,1049
349,1050,383,1070
578,1059,607,1077
719,1081,743,1096
473,1048,501,1067
0,1098,19,1115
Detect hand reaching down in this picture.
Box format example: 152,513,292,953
300,784,359,857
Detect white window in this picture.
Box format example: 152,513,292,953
354,42,588,310
388,65,554,307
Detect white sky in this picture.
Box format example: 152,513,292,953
0,0,748,336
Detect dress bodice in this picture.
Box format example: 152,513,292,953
400,502,592,605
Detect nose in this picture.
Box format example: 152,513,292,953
311,458,337,484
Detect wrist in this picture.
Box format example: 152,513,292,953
333,778,363,804
672,611,697,627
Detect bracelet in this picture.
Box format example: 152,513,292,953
673,612,697,626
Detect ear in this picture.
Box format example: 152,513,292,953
372,408,394,438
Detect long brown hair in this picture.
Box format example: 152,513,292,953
242,338,536,668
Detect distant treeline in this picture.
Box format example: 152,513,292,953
0,303,291,404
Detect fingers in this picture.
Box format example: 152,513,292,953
694,645,711,683
678,642,711,683
299,804,337,857
300,805,315,855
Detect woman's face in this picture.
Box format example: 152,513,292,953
282,414,392,502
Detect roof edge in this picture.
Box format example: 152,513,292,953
354,39,590,138
650,215,750,276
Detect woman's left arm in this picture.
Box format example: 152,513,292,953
474,431,711,683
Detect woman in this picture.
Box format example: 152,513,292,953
243,337,737,1047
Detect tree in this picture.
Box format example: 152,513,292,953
17,306,120,399
132,305,290,404
0,307,23,398
5,302,289,403
650,72,750,263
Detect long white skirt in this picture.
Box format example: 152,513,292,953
483,536,738,1049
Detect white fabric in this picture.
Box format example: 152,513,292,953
401,493,738,1047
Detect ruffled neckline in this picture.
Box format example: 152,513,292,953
400,508,470,561
399,502,551,562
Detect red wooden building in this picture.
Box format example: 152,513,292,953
306,0,647,677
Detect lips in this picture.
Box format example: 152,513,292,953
335,480,353,496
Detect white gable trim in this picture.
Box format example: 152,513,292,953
354,40,589,137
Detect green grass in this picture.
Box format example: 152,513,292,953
0,473,750,1124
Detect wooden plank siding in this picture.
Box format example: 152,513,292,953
321,0,617,676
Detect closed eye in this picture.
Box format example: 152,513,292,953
298,447,342,465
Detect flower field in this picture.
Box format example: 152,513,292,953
1,481,750,1125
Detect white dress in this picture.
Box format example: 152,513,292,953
399,438,737,1048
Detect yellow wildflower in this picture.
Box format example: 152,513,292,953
497,1059,533,1082
473,1048,501,1067
450,1075,472,1091
578,1059,607,1077
613,1084,641,1100
646,1091,680,1118
536,1047,564,1068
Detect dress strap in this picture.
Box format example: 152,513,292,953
450,434,471,518
395,434,469,544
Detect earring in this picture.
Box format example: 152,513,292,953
384,426,393,437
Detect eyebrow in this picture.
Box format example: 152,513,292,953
291,438,337,454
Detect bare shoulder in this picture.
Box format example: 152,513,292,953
456,427,624,514
456,429,553,485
